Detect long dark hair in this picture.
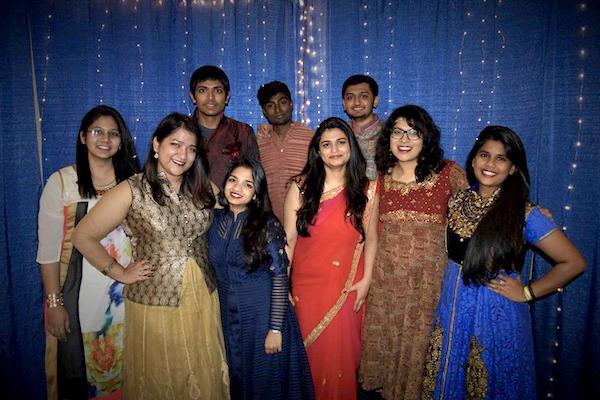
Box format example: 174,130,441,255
376,105,445,181
75,105,140,198
462,125,531,285
144,113,215,208
296,117,368,240
218,158,276,272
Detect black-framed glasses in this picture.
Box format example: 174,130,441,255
88,128,121,138
390,128,421,141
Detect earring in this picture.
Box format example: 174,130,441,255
118,144,122,151
154,152,159,159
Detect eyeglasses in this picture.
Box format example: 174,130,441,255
88,128,121,138
390,128,421,141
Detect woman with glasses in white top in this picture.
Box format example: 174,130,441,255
37,105,140,399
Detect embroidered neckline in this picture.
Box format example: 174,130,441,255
320,184,345,203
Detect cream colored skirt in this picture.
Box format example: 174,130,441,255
123,258,229,400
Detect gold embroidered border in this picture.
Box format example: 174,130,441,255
383,171,440,195
59,203,77,289
465,336,488,400
320,184,345,203
421,318,444,400
304,180,377,348
380,209,444,225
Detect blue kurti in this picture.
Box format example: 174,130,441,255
422,193,558,400
208,209,314,400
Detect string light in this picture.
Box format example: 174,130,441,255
297,3,309,124
95,6,108,104
40,12,52,135
452,27,468,158
181,0,190,115
362,0,369,74
385,1,395,117
260,0,267,122
133,0,144,141
245,2,254,125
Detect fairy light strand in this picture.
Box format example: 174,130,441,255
386,1,396,117
96,6,108,104
245,1,254,125
181,0,190,115
133,0,144,140
297,1,309,124
362,1,369,75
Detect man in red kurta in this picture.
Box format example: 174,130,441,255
190,65,259,186
256,81,314,221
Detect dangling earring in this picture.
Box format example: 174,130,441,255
154,152,159,159
118,144,122,151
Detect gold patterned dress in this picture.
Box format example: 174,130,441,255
121,173,229,399
359,161,467,400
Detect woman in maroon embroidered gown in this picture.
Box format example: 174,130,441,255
359,105,468,400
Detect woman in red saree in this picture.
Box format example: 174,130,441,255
283,117,379,400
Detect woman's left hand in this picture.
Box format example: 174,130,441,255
348,278,371,312
487,275,528,302
265,330,282,354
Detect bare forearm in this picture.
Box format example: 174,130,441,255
530,260,586,298
40,262,61,295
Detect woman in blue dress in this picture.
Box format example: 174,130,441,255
208,158,315,400
421,126,586,400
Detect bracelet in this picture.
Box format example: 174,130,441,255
523,286,533,302
527,283,537,300
270,329,281,334
46,293,64,308
102,259,117,276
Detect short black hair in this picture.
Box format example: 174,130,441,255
342,74,378,97
189,65,230,94
257,81,292,108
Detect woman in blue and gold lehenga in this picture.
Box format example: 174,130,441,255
421,126,586,400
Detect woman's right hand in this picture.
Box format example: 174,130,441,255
119,259,154,284
47,305,70,341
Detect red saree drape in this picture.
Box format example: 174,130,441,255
291,181,376,400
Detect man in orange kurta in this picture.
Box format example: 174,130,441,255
256,81,314,221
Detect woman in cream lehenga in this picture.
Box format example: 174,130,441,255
73,113,229,399
283,117,379,400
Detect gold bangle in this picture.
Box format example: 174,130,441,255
46,293,64,308
523,286,533,302
102,259,117,276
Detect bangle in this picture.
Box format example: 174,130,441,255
46,293,64,308
102,259,117,276
527,283,537,300
270,329,281,334
523,285,533,302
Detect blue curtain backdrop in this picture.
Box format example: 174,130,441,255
1,0,598,398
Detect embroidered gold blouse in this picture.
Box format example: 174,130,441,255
122,173,216,306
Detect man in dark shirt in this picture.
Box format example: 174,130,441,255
189,65,259,186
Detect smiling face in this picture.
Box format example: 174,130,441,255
319,128,351,170
343,82,379,121
153,127,198,186
190,79,230,118
389,118,423,165
262,92,293,126
224,166,256,214
472,139,516,197
80,115,122,161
